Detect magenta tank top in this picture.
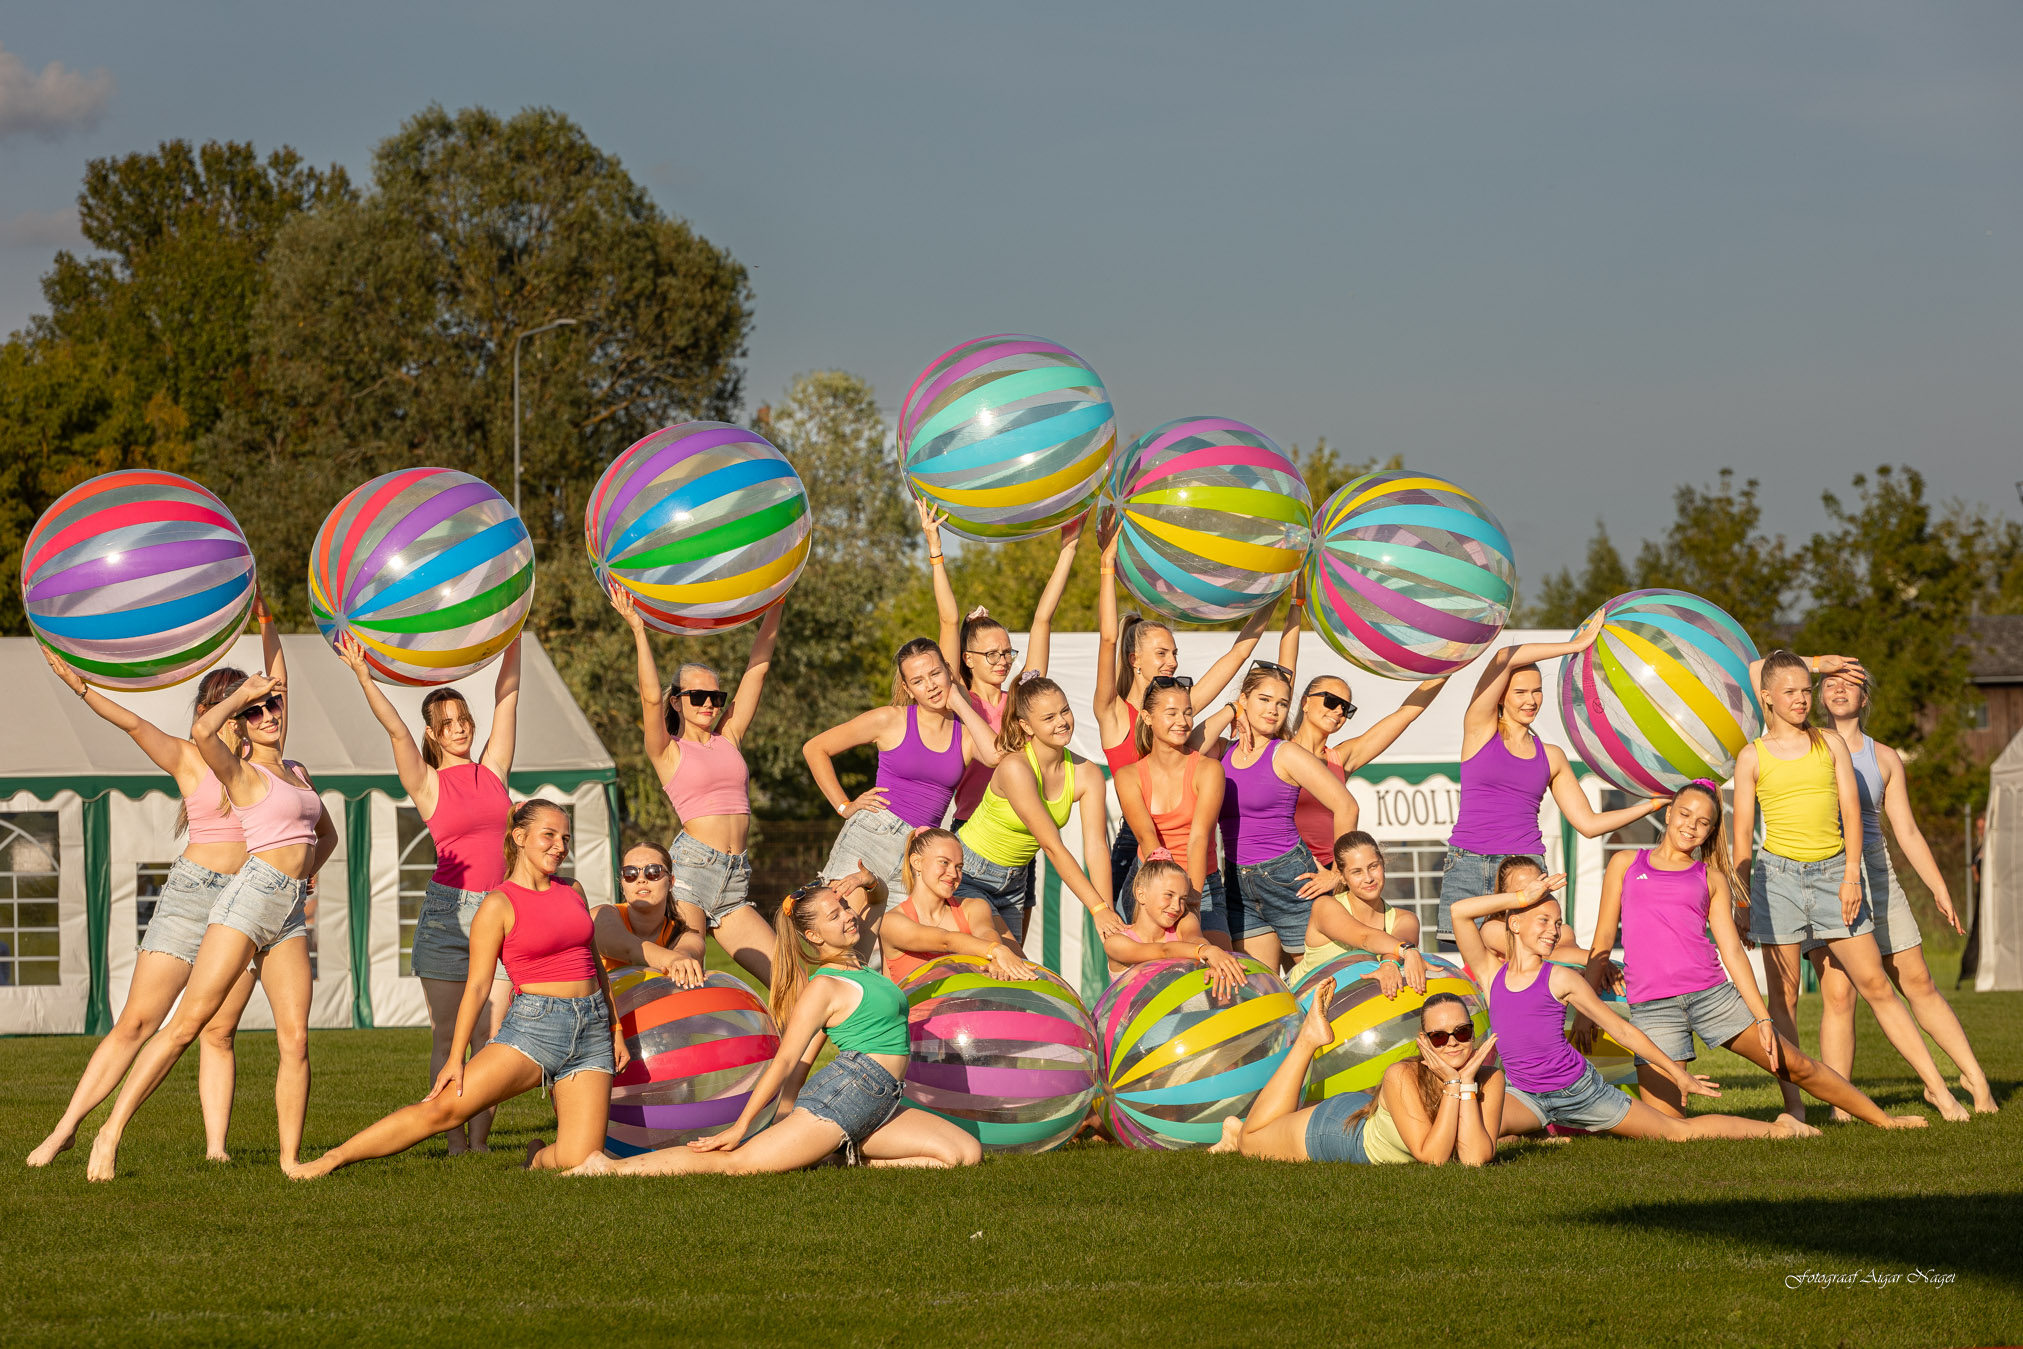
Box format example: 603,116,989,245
1449,733,1550,856
878,704,966,829
183,767,243,847
951,691,1006,820
428,763,512,891
1217,740,1304,867
1620,850,1728,1003
1489,961,1585,1093
235,760,322,854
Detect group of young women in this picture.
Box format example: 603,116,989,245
27,511,1998,1181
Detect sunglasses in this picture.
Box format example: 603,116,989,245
1310,691,1357,718
1424,1024,1476,1048
620,864,669,883
237,696,284,720
678,689,728,709
967,646,1019,664
1250,660,1293,681
1147,674,1194,692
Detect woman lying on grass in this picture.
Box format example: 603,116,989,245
1101,860,1249,996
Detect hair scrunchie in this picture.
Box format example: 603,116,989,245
966,605,991,621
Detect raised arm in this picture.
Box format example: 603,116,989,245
803,706,903,820
255,585,284,684
1463,619,1603,752
722,602,783,745
1877,744,1962,934
192,672,281,798
1341,677,1449,773
919,500,961,668
336,633,433,808
1547,746,1664,838
1021,516,1084,679
480,636,522,781
609,581,673,765
42,647,201,787
1451,872,1566,982
1747,652,1864,695
1190,608,1270,711
1275,579,1304,674
1094,510,1123,721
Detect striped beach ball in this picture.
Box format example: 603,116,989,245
1558,588,1763,797
897,954,1100,1154
21,470,255,691
586,422,810,634
309,469,533,686
1305,469,1516,680
1289,950,1487,1102
1093,956,1301,1151
606,968,780,1156
1107,416,1313,624
897,334,1114,543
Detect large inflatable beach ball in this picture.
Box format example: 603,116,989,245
1305,469,1516,680
21,470,255,691
897,334,1114,543
605,968,780,1156
1107,416,1313,624
1094,956,1301,1151
897,954,1100,1155
1289,949,1487,1102
309,468,532,686
1558,588,1762,796
586,422,810,634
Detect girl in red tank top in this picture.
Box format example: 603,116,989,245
879,828,1035,983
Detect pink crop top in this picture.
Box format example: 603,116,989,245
427,763,511,891
662,734,750,822
498,878,598,988
182,767,244,848
234,760,322,854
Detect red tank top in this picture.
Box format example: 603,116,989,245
1102,704,1142,773
1136,752,1219,871
884,894,976,983
1294,757,1349,866
428,763,511,891
499,878,597,988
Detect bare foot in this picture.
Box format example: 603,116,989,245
1207,1117,1244,1154
1828,1107,1854,1125
25,1128,75,1168
288,1155,337,1180
1297,979,1338,1051
1883,1114,1929,1130
207,1149,232,1163
1926,1086,1972,1123
1774,1113,1821,1139
523,1139,546,1170
1963,1074,1999,1114
85,1132,119,1183
565,1151,614,1177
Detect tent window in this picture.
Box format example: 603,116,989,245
396,804,575,978
137,862,174,945
1380,841,1447,936
0,812,61,987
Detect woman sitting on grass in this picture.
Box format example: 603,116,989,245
1211,980,1503,1165
1102,860,1249,996
570,876,982,1175
881,827,1035,983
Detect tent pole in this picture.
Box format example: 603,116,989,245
346,796,374,1029
83,795,112,1036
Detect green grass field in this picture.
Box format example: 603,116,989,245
2,951,2016,1349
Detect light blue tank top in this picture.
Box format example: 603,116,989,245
1848,735,1883,853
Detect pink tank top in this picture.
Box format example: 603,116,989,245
183,767,243,847
498,878,597,988
1294,758,1349,866
662,734,750,822
428,763,512,891
1619,850,1728,1003
952,691,1007,819
235,760,322,854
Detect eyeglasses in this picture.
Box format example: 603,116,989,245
237,696,284,720
1250,660,1293,681
1424,1024,1476,1048
620,864,669,883
967,647,1018,664
1310,692,1357,718
1147,674,1194,692
679,689,728,709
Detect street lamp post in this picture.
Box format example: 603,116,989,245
513,318,579,517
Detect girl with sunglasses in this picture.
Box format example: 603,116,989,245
28,594,281,1170
594,842,708,988
1112,676,1227,941
608,582,783,987
85,666,337,1180
881,828,1034,983
1211,979,1504,1166
336,633,522,1154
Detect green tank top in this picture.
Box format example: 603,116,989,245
959,744,1075,868
813,966,911,1056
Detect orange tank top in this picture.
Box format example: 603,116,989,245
599,902,682,974
883,894,975,984
1137,752,1220,871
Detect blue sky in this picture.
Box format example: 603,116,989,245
3,3,2019,583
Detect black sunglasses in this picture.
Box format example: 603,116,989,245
237,695,284,720
1147,674,1194,692
1425,1023,1476,1048
1250,660,1293,681
678,689,728,709
620,864,669,883
1310,691,1357,718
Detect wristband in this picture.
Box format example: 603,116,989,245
834,801,848,816
928,552,943,563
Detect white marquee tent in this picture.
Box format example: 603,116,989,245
1977,730,2023,991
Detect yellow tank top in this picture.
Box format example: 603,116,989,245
959,744,1075,869
1286,902,1402,988
1755,736,1841,862
1360,1093,1415,1165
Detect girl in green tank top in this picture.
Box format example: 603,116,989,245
568,871,982,1176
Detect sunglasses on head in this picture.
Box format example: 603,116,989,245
1310,691,1357,718
1424,1023,1476,1048
1147,674,1194,692
967,646,1018,664
237,695,284,720
678,689,728,709
620,864,669,883
1250,660,1293,681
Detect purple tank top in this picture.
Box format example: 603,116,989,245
1490,961,1585,1093
1218,740,1304,867
1449,732,1551,856
877,704,966,829
1620,850,1728,1004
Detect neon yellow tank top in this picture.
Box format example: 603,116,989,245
959,744,1074,869
1755,736,1841,862
1360,1094,1416,1165
1286,903,1402,989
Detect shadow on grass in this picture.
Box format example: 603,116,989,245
1585,1193,2023,1287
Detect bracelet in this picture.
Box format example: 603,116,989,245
834,801,847,816
1099,567,1115,577
928,552,943,563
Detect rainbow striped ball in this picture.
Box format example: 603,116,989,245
310,469,532,686
586,422,810,634
898,334,1114,543
1559,588,1763,796
897,954,1100,1154
1305,469,1516,680
606,968,780,1156
1107,416,1313,623
1094,956,1301,1150
1290,950,1487,1102
21,471,255,691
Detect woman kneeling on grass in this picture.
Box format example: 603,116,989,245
1102,860,1249,996
1212,980,1503,1165
296,801,626,1177
570,879,982,1175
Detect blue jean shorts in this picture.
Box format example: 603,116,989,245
1750,849,1871,947
1801,843,1920,958
795,1050,906,1146
956,842,1032,932
1121,865,1227,936
1304,1089,1374,1163
409,879,501,982
821,807,912,895
1505,1061,1632,1133
138,857,235,964
1438,847,1540,953
669,833,753,928
492,991,615,1094
1229,842,1320,951
1628,980,1759,1066
207,856,310,952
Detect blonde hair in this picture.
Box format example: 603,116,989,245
1131,858,1188,902
1133,680,1192,757
768,885,831,1026
176,666,247,838
1497,663,1542,731
1760,650,1826,749
889,638,946,707
1116,613,1173,693
503,799,566,875
900,826,960,893
998,675,1066,754
1671,780,1742,903
1235,664,1292,741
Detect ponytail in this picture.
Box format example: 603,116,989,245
901,826,960,893
998,675,1066,754
768,886,827,1027
1116,614,1173,695
958,611,1007,691
178,666,249,837
1672,779,1742,903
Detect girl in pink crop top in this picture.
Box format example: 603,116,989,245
662,734,751,821
235,760,323,853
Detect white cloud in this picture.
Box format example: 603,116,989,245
0,43,112,141
1,207,83,248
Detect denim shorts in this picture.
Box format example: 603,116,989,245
491,991,615,1094
821,808,911,895
795,1050,906,1145
669,833,753,928
1438,847,1540,953
138,857,235,964
409,879,501,982
956,842,1031,932
1628,980,1759,1066
1750,849,1872,947
1304,1089,1374,1163
1229,842,1320,951
1801,844,1920,957
207,856,310,952
1120,865,1227,936
1504,1061,1632,1133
